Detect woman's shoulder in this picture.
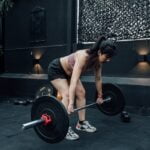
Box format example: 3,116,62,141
74,50,89,67
75,49,89,57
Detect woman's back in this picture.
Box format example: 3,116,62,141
60,50,89,76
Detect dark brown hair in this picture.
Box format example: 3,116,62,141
85,36,117,70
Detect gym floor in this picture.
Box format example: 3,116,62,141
0,97,150,150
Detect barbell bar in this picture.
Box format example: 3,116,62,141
73,97,111,112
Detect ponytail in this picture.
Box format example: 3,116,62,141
88,36,106,55
85,36,106,70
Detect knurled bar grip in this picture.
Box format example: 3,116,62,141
73,97,111,112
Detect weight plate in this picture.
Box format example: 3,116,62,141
31,96,69,143
96,84,125,116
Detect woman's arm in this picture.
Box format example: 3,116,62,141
94,64,103,98
69,54,86,106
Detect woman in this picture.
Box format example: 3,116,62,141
48,36,117,140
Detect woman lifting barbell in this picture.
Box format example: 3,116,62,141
47,36,117,140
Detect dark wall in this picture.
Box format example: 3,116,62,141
4,45,67,73
4,0,73,73
5,0,68,49
76,40,150,78
3,0,150,78
0,16,4,73
103,40,150,77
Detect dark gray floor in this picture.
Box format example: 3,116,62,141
0,99,150,150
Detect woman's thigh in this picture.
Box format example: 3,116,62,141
51,79,69,97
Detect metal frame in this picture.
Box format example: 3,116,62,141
76,0,79,44
76,0,150,44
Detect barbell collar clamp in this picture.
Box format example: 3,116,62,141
22,114,52,130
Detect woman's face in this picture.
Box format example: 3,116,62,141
98,53,111,63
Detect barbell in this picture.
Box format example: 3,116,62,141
22,96,111,130
21,83,125,143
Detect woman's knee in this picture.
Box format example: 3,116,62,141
60,92,69,109
61,92,69,101
76,88,86,100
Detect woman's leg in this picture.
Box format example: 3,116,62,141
51,78,80,140
75,80,86,121
75,80,97,132
51,79,69,109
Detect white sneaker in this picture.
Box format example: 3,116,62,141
76,121,97,133
65,126,80,140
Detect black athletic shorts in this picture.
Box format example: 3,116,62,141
48,58,70,81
